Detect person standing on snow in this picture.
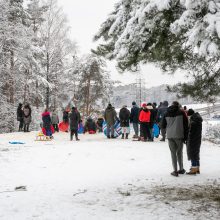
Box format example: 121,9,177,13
42,109,53,138
51,109,59,132
23,104,32,132
186,109,203,175
162,101,189,177
130,101,140,138
157,100,169,141
17,103,24,132
69,107,80,141
104,103,117,138
138,103,152,142
119,105,130,139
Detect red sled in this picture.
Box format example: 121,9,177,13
88,130,96,134
59,121,69,132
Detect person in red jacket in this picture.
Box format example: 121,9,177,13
139,103,152,141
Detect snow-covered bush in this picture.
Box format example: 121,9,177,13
203,123,220,144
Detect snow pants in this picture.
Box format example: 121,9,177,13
168,138,184,171
140,122,151,140
70,129,78,140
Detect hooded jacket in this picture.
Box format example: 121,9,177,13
162,105,188,140
187,112,203,161
42,112,52,130
156,101,168,122
119,107,130,127
69,108,79,130
130,105,140,123
104,105,117,126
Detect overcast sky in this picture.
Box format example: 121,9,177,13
58,0,186,88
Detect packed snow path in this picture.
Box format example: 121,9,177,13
0,132,220,220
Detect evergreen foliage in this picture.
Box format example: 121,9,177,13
94,0,220,102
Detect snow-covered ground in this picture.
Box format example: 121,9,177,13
0,132,220,220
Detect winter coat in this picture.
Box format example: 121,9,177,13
97,118,104,128
162,105,188,140
42,112,52,130
156,101,168,123
130,105,140,123
63,111,69,123
104,106,117,126
119,107,130,127
23,105,32,124
187,112,203,161
17,105,24,121
84,118,97,132
51,112,59,124
69,110,79,130
139,108,151,123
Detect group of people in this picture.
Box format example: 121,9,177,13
17,100,203,176
104,101,203,176
17,103,32,132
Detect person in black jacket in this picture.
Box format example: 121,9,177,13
119,105,130,139
69,107,80,141
186,109,203,175
17,103,24,131
84,117,97,134
130,101,140,138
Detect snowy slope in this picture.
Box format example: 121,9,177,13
0,132,220,220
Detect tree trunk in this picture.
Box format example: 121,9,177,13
9,50,14,104
46,52,50,109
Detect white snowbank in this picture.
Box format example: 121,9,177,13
0,132,219,219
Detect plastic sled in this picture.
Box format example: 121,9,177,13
103,121,122,138
9,141,25,144
153,123,160,138
59,121,69,132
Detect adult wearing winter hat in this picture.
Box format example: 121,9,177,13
130,101,140,138
157,100,169,141
17,103,24,132
162,101,189,177
138,103,152,141
104,103,117,138
119,105,130,139
69,107,80,141
186,109,203,175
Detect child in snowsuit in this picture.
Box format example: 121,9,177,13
186,109,203,175
42,110,54,138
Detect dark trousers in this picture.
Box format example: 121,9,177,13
24,124,30,132
140,122,151,140
53,124,59,132
191,160,200,167
18,119,24,131
70,129,78,140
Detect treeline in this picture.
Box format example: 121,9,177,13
0,0,113,133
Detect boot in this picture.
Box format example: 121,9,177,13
111,135,116,139
121,134,124,139
186,167,197,175
171,171,179,177
107,135,110,139
125,133,128,139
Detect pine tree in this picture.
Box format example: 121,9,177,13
94,0,220,102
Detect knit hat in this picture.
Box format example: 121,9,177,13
142,102,147,107
132,101,136,106
187,109,194,116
